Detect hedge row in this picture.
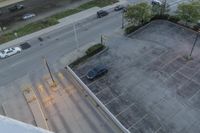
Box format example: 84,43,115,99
150,14,180,23
125,14,200,34
86,43,105,56
70,43,106,67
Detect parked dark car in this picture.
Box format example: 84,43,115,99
151,0,162,5
9,4,24,12
97,10,108,18
87,65,108,80
114,5,125,11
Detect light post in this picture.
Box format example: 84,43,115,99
43,57,56,87
73,23,80,52
189,30,200,58
121,10,125,29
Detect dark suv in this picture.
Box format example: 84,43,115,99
87,65,108,80
9,4,24,12
97,10,108,18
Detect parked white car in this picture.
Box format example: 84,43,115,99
0,47,22,59
22,13,36,20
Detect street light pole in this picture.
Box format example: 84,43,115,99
121,11,125,29
43,57,56,87
189,31,200,58
73,23,80,52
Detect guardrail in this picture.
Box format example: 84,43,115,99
65,66,130,133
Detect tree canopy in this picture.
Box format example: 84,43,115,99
124,2,151,26
152,0,170,15
177,1,200,25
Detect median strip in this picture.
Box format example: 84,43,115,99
0,0,118,45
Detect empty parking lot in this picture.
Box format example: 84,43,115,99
72,20,200,133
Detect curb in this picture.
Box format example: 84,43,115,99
126,21,154,37
126,19,199,37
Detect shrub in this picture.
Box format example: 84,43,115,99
69,55,88,67
86,43,105,56
168,15,180,23
193,25,200,31
150,14,169,21
125,25,138,34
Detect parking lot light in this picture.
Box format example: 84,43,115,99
73,23,80,52
189,30,200,58
121,11,125,29
43,57,56,88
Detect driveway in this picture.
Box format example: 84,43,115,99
72,20,200,133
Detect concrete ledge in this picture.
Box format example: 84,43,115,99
23,88,49,130
0,115,53,133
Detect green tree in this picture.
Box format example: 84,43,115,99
177,1,200,25
151,0,170,15
125,2,152,26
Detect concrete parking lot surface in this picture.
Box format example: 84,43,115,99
72,20,200,133
0,63,117,133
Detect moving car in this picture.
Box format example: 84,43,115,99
87,65,108,80
97,10,109,18
114,5,125,11
0,47,22,59
151,0,162,5
22,13,36,20
9,4,24,12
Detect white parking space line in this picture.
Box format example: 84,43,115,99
115,103,135,117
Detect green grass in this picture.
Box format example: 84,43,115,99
0,18,58,44
50,8,81,20
70,43,106,67
15,18,58,37
50,0,118,20
0,0,118,44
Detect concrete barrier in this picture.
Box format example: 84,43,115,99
65,66,130,133
23,88,49,130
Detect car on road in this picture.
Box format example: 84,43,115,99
22,13,36,20
9,4,24,12
87,65,108,80
114,5,125,11
151,0,162,5
0,47,22,59
97,10,109,18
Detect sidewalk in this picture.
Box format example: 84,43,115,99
0,0,128,50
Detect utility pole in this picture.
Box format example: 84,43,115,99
43,57,56,87
189,31,200,58
121,11,125,29
73,23,80,52
101,35,103,44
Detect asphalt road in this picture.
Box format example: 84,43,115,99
0,0,191,86
0,11,122,86
0,0,86,26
